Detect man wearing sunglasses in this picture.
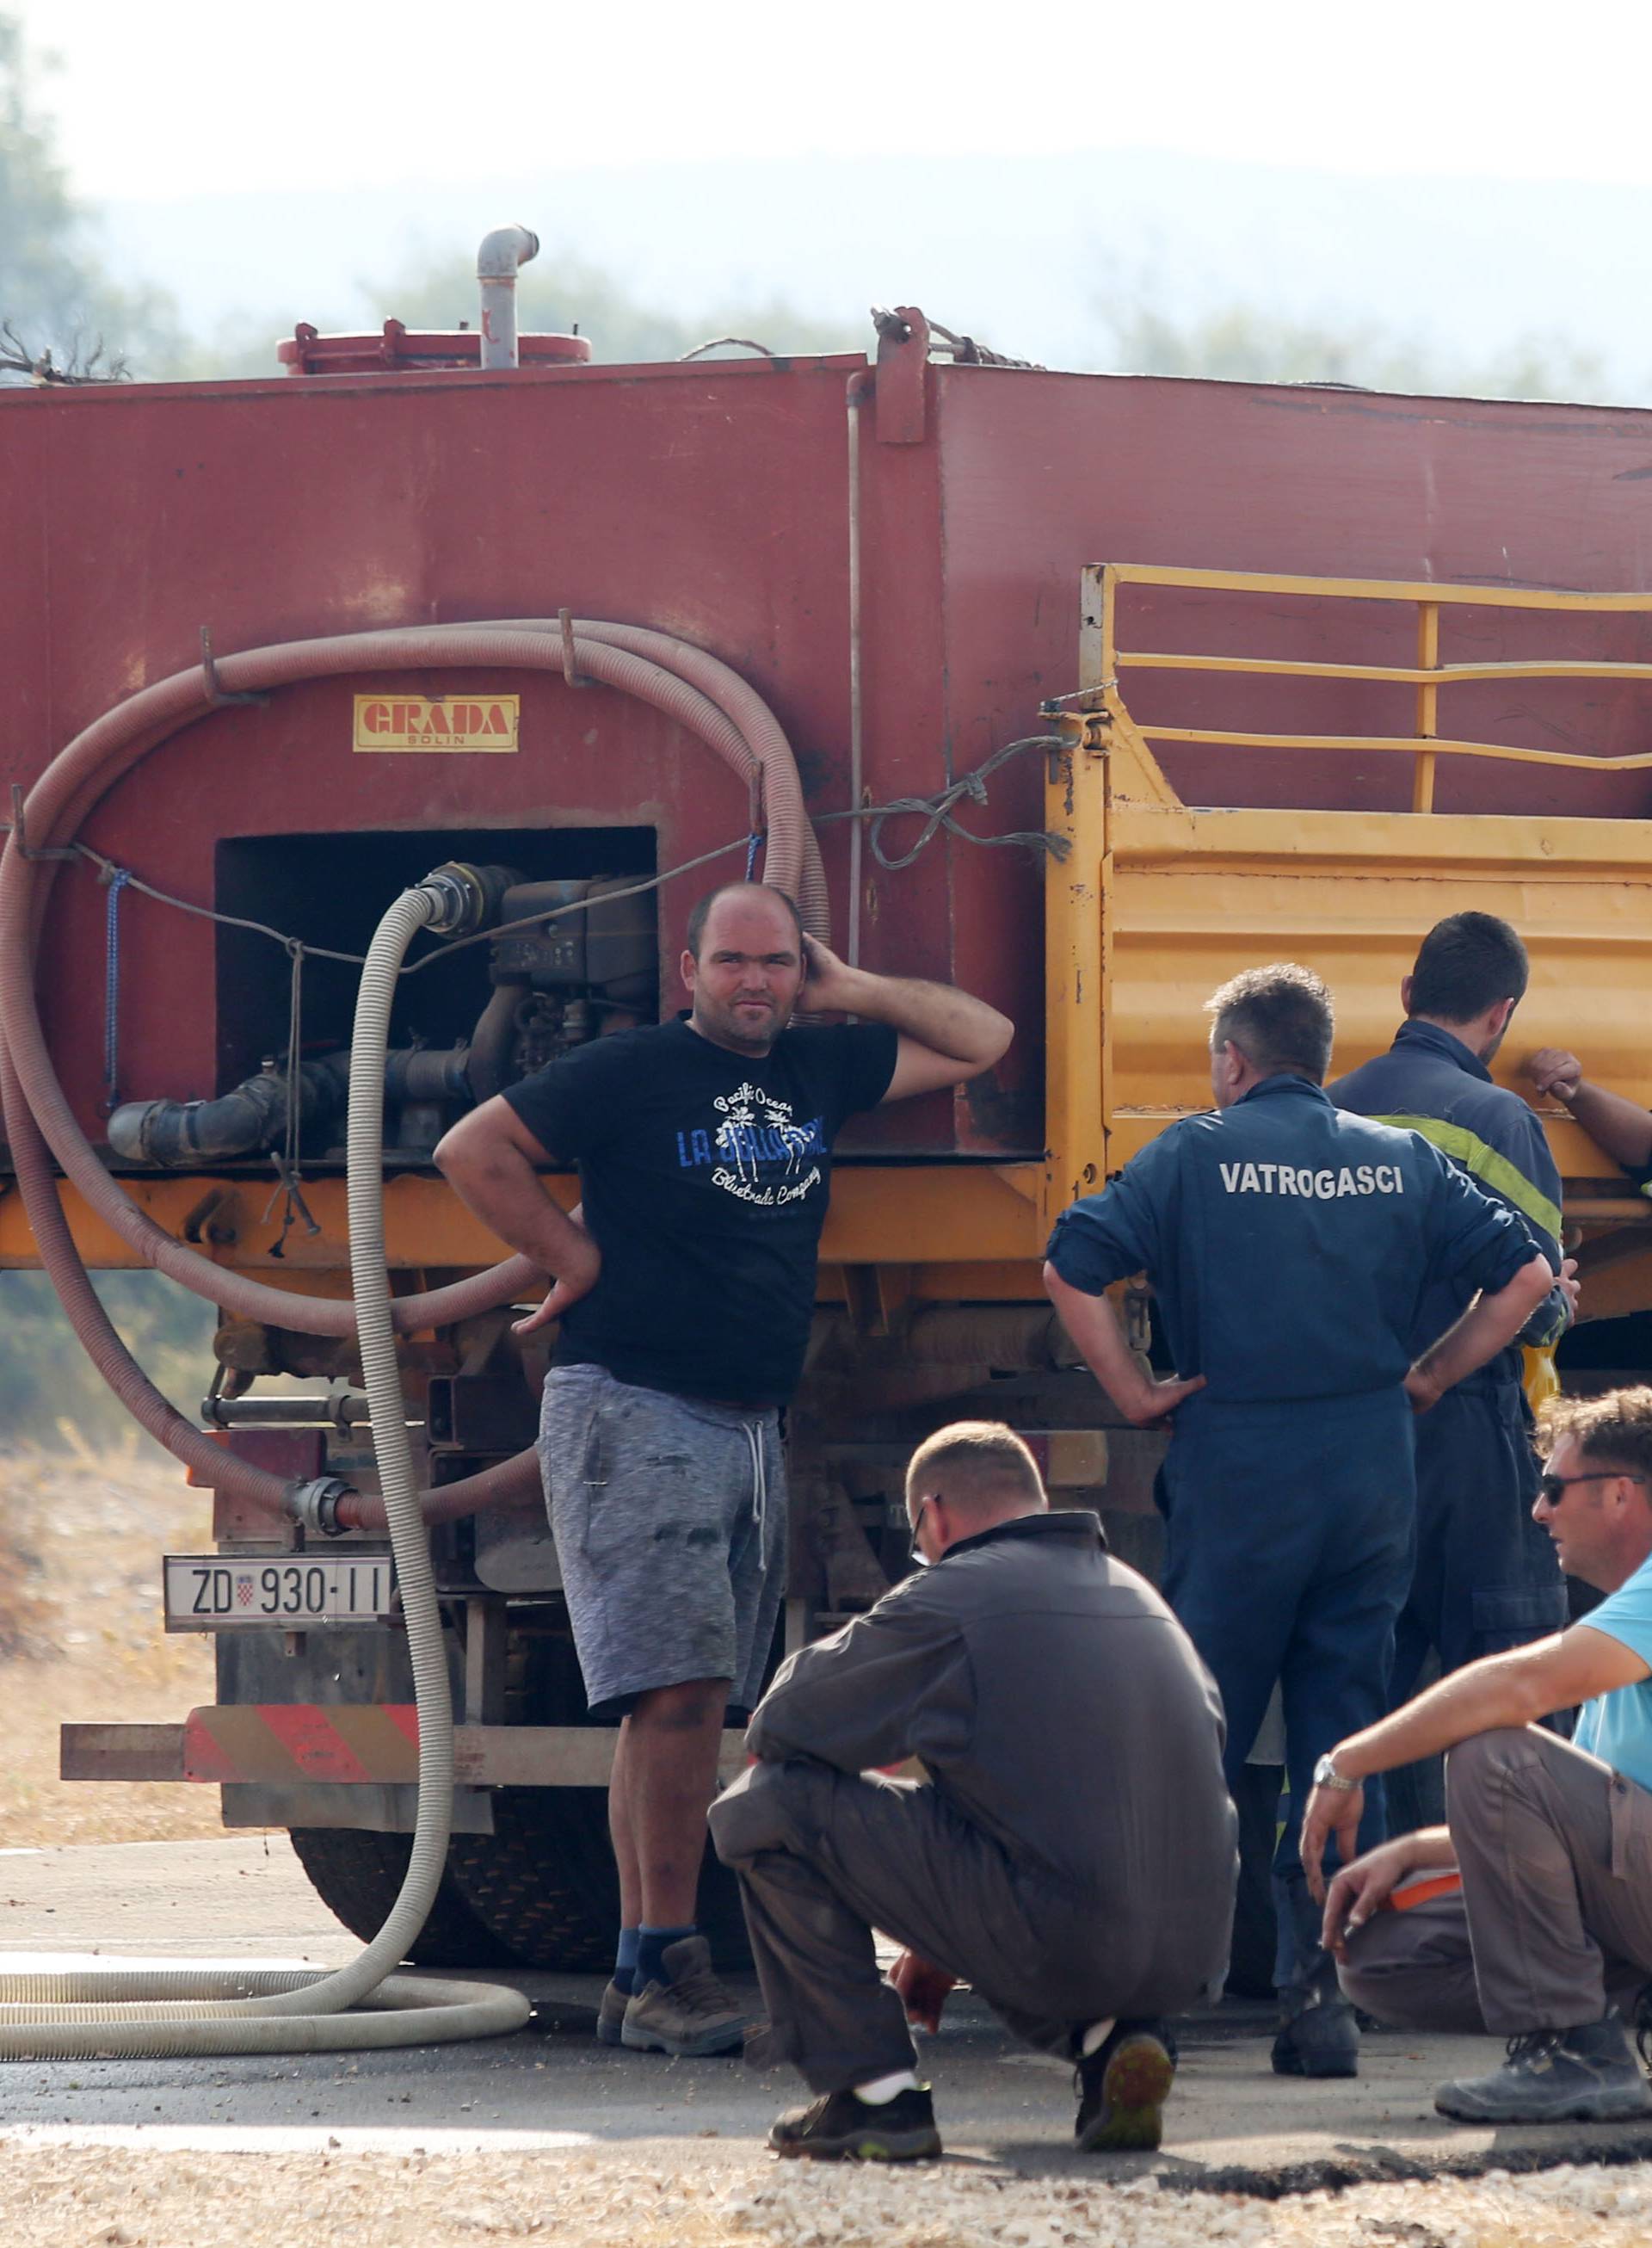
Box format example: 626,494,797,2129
1300,1386,1652,2124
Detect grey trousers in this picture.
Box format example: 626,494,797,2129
709,1757,1230,2094
1340,1726,1652,2035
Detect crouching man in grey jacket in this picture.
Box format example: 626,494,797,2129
708,1420,1238,2161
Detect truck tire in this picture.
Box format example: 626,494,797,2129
287,1826,521,1967
445,1786,754,1974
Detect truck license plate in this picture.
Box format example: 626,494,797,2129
163,1553,395,1632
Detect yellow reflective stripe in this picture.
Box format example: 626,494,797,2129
1372,1115,1563,1243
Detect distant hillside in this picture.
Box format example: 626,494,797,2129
100,146,1652,398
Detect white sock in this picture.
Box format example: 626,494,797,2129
1080,2017,1117,2059
852,2068,921,2104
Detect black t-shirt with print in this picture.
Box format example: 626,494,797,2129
502,1016,899,1406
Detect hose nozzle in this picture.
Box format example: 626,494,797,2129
419,862,522,936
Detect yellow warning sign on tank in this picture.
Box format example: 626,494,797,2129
353,695,520,751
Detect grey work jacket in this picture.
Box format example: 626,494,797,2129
747,1510,1236,1911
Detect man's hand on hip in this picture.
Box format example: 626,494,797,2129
511,1214,601,1337
1122,1372,1206,1426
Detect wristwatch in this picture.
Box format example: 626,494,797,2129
1312,1752,1360,1793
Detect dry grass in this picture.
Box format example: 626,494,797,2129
0,1433,221,1848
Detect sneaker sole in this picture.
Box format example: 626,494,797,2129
621,2020,746,2057
1078,2035,1175,2152
1435,2080,1652,2124
596,2013,626,2047
771,2124,942,2161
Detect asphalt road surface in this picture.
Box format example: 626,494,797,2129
3,1834,1651,2194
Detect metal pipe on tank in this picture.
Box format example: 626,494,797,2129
477,225,540,369
845,370,873,968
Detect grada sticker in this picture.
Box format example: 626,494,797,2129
353,695,519,751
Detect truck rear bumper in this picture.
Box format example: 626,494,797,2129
62,1710,751,1788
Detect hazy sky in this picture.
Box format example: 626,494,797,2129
20,0,1652,203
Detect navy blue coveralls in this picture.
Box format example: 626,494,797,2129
1045,1075,1535,1979
1331,1022,1569,1714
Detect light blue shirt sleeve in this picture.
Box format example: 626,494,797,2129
1571,1554,1652,1792
1577,1555,1652,1673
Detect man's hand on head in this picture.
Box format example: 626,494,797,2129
798,929,861,1016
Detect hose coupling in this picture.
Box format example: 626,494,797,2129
288,1475,353,1537
419,861,522,936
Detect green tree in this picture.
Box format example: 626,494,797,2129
1093,281,1612,405
0,13,182,381
0,1271,215,1450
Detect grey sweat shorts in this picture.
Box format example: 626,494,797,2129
538,1362,787,1720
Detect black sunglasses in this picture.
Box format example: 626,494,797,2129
1538,1470,1647,1504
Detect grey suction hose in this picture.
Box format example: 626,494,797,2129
0,879,531,2057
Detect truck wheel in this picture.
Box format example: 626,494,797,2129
287,1826,521,1967
446,1786,754,1974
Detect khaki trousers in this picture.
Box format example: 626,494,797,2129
1340,1726,1652,2035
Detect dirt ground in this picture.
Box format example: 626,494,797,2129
9,1443,1652,2246
0,1436,221,1849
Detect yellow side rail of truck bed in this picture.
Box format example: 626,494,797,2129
1043,566,1652,1316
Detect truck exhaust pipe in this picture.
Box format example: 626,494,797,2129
477,225,539,369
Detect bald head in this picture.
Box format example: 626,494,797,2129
685,882,804,960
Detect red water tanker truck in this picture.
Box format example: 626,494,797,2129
5,231,1652,1984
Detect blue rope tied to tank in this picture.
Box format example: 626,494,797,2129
102,866,132,1113
743,829,764,880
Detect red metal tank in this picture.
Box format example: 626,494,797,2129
9,317,1652,1167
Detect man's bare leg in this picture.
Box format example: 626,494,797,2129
626,1676,730,1927
609,1717,644,1932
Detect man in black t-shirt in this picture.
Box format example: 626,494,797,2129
434,881,1012,2058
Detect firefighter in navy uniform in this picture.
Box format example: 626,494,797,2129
1044,964,1553,2080
1332,914,1575,1829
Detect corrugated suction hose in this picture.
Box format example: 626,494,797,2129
0,617,823,1527
0,877,529,2056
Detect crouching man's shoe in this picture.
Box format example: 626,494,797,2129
1075,2021,1177,2152
1435,2015,1652,2123
768,2084,941,2161
1272,1956,1359,2079
620,1936,749,2057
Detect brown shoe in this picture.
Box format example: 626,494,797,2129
620,1935,749,2057
597,1979,628,2046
